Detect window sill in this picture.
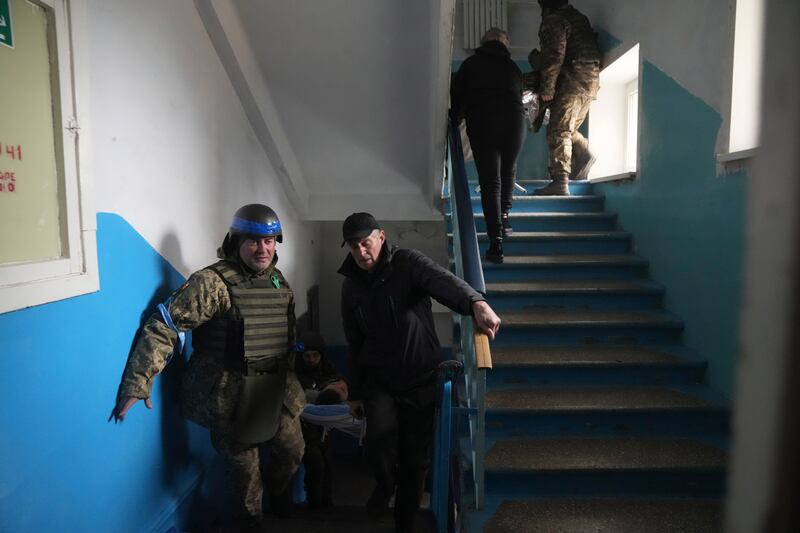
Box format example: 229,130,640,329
589,172,636,184
717,148,757,163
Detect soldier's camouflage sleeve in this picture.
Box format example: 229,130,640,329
118,268,230,399
538,12,569,99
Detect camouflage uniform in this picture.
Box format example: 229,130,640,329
538,4,601,176
119,257,305,520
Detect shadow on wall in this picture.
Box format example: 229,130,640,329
112,233,192,489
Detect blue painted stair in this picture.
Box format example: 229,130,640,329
445,179,728,532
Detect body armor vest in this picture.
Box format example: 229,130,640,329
182,259,293,443
193,260,292,371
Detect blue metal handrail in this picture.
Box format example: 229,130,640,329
447,118,486,295
430,117,491,532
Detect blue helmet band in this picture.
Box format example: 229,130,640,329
230,216,281,236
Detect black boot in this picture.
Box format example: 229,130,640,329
485,239,503,264
534,173,570,196
501,212,513,237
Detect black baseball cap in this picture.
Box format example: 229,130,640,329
341,212,381,247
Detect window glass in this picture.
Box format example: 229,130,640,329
0,0,63,264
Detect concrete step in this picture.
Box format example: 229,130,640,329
447,211,618,232
484,437,727,498
480,498,722,533
485,279,664,310
507,212,618,232
483,384,728,439
494,309,684,345
444,194,605,213
488,345,705,385
471,254,650,282
467,179,595,196
469,230,633,255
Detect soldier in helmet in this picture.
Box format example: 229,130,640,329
111,204,305,531
534,0,601,196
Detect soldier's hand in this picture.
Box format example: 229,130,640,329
540,93,554,102
109,396,153,423
472,301,501,340
347,400,365,420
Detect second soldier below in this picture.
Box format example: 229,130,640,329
294,331,349,510
112,204,305,531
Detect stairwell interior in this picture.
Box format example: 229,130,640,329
446,176,729,532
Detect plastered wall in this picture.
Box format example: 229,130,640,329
0,1,321,531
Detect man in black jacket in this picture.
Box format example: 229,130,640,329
338,212,501,532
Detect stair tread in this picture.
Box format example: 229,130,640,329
485,279,663,294
498,309,682,327
450,212,614,219
468,195,600,201
472,231,630,240
485,386,714,411
484,498,722,533
474,254,647,267
491,345,693,366
485,437,727,471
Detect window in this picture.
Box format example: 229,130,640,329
587,43,640,180
0,0,97,313
625,80,639,172
727,0,765,155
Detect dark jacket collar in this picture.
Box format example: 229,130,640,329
476,39,510,58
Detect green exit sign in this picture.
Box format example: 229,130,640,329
0,0,13,49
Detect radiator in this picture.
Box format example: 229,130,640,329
462,0,508,49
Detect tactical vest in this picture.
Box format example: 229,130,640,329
193,260,293,371
182,260,293,443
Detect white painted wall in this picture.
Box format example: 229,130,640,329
86,0,321,313
229,0,452,221
318,219,453,346
573,0,736,153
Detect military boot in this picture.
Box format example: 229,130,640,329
534,174,570,196
572,138,596,181
485,239,504,264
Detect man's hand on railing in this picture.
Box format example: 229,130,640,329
471,300,501,340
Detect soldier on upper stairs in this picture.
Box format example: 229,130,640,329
533,0,601,196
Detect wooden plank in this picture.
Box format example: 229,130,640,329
475,332,493,369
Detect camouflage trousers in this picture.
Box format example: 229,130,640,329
211,407,304,518
546,63,600,176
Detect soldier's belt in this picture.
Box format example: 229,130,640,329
245,356,283,376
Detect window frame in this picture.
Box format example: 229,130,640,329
0,0,97,314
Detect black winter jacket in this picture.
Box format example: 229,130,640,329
450,39,524,124
339,243,484,399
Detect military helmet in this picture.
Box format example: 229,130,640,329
538,0,567,8
220,203,283,258
229,204,283,242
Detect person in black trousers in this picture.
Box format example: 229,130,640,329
338,213,501,532
451,28,526,264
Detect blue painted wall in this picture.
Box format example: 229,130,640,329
0,213,221,532
595,62,747,398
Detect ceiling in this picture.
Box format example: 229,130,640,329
198,0,456,220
